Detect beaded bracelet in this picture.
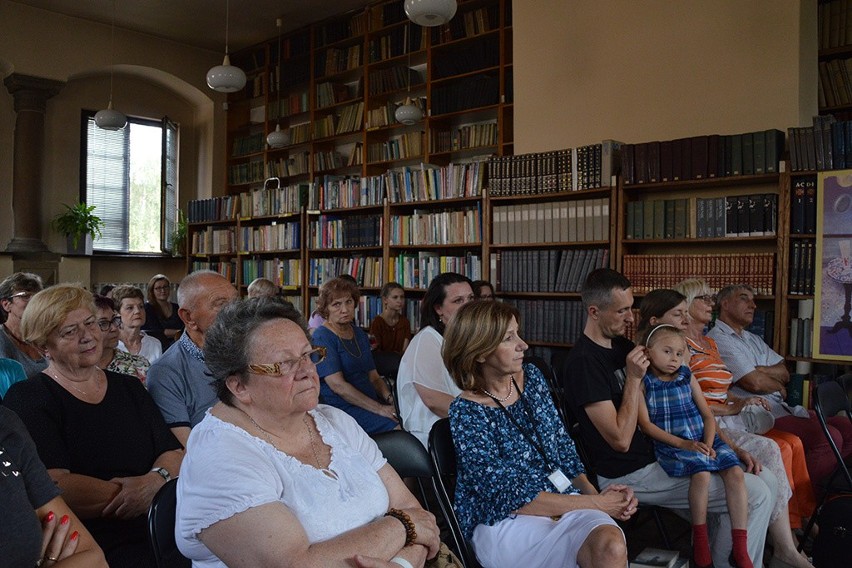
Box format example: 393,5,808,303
385,508,417,547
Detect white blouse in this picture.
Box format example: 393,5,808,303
176,405,389,567
117,331,161,364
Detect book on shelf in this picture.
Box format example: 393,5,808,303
629,547,680,568
389,205,482,246
622,253,775,296
492,248,609,294
789,239,816,295
390,252,481,290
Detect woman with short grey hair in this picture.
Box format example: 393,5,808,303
0,271,47,377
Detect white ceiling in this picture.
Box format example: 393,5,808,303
10,0,372,53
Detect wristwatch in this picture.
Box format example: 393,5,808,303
150,467,171,482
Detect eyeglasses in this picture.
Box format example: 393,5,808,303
97,316,123,331
696,294,716,305
248,347,327,377
57,317,99,341
8,291,35,302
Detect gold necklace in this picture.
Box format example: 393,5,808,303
51,367,103,397
480,375,515,403
303,415,338,479
236,406,281,446
335,326,362,359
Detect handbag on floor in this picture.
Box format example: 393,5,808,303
812,495,852,568
424,542,464,568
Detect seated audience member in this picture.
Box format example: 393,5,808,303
397,273,474,447
94,295,150,384
98,284,115,298
308,274,358,331
0,405,107,567
246,277,279,298
471,279,495,300
708,283,852,485
312,277,397,434
657,281,815,568
112,285,163,364
147,270,239,447
0,357,27,398
444,300,635,568
0,271,48,377
369,282,411,355
556,269,776,568
175,297,440,568
3,284,183,568
143,274,184,349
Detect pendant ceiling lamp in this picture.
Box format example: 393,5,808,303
395,24,422,126
94,0,127,130
404,0,457,27
207,0,247,93
267,18,289,149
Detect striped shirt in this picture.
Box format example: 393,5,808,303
685,336,732,406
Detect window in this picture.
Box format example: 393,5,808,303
81,112,178,254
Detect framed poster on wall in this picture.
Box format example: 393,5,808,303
813,171,852,361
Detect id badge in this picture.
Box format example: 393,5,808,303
548,468,570,492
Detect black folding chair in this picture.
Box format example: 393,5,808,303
147,478,191,568
428,419,483,568
799,379,852,549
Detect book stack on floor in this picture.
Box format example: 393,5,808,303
621,130,785,184
623,253,775,295
630,547,684,568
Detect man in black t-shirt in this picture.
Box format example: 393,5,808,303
558,269,776,568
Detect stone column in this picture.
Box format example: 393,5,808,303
3,74,64,253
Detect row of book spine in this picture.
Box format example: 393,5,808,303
388,252,482,290
228,161,266,186
623,253,776,296
367,132,423,162
365,98,426,129
789,240,816,296
309,175,384,210
492,198,609,244
788,118,852,171
501,299,586,345
314,45,362,78
308,255,384,288
492,248,609,294
232,133,265,157
242,258,301,289
430,121,498,153
622,130,784,185
308,215,383,249
266,92,309,120
367,66,420,96
788,299,815,358
818,1,852,51
368,24,425,63
239,222,300,253
191,228,236,255
190,260,236,284
432,5,499,44
188,195,240,223
790,176,818,233
388,206,482,246
266,152,311,178
386,160,487,203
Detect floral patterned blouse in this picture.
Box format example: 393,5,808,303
106,349,150,385
448,364,584,539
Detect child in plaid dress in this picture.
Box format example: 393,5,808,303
637,324,752,568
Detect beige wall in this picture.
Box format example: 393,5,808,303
514,0,818,152
0,0,225,254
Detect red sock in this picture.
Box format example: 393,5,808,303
692,523,712,567
731,528,753,568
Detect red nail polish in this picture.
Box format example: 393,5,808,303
46,511,55,523
60,514,69,525
70,531,79,541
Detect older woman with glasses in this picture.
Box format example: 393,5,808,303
0,271,48,378
93,295,150,384
3,284,183,568
175,297,440,568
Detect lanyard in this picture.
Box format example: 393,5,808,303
487,377,557,473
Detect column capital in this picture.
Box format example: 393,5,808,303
4,73,65,113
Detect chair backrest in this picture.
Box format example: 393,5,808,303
372,429,433,479
428,418,482,568
0,358,27,399
148,478,191,568
814,380,852,490
523,354,569,428
374,350,403,380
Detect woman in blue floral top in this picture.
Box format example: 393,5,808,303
443,301,638,568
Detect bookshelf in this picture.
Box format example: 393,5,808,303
818,0,852,118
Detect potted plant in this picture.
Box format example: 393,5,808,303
170,210,188,257
51,201,105,255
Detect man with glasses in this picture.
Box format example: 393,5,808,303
0,272,47,378
147,270,239,447
709,283,852,485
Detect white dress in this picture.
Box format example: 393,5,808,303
176,405,389,567
396,326,462,447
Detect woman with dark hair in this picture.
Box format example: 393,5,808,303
0,271,47,377
175,297,440,567
397,272,474,446
93,295,150,383
644,285,815,568
142,275,183,349
3,284,183,567
471,280,495,300
369,282,411,355
444,300,635,568
311,277,397,434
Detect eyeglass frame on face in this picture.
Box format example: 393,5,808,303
96,315,123,331
248,347,327,377
56,316,100,341
7,291,35,302
696,294,716,305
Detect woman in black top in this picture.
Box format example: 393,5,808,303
143,274,184,349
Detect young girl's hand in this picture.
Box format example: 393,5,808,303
681,440,712,455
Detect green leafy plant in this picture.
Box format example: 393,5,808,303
171,209,188,256
51,201,105,249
